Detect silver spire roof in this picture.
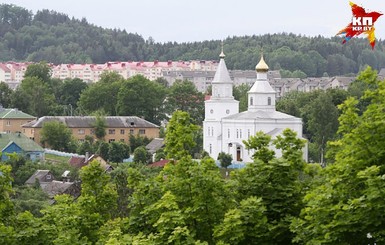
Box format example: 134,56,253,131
212,49,232,84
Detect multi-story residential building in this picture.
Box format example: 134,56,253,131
22,116,160,146
0,62,31,89
51,60,201,82
0,64,11,83
0,107,36,134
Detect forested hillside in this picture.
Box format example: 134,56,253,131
1,4,385,76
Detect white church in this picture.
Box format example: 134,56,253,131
203,50,306,163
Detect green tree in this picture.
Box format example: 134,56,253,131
108,142,129,163
58,78,88,109
77,137,94,155
117,75,167,124
233,84,250,112
79,160,118,220
129,134,151,152
167,80,204,125
303,92,339,163
154,149,166,162
93,116,107,140
0,163,14,226
78,72,123,115
40,121,75,152
143,191,195,244
292,67,385,244
12,77,56,117
0,82,13,107
243,131,275,163
164,111,199,160
217,152,232,169
234,130,306,244
97,141,109,160
24,62,51,83
160,156,231,243
12,186,49,217
133,146,150,164
214,197,268,244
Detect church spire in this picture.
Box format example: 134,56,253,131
212,41,232,85
211,42,233,99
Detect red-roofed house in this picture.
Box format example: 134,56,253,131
148,159,170,167
68,154,113,172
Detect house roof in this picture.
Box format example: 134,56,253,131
25,170,53,185
0,108,35,119
331,76,355,86
148,159,170,167
41,180,75,198
22,116,159,129
145,138,164,154
68,154,112,171
68,156,87,168
0,132,44,152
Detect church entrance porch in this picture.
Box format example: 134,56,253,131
228,142,243,162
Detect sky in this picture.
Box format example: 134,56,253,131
1,0,385,43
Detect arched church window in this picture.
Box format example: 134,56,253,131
268,97,271,105
209,144,212,154
248,129,250,138
240,129,242,138
208,127,210,136
250,97,253,106
236,129,239,138
228,129,230,138
211,127,214,136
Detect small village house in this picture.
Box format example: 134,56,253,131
0,132,44,161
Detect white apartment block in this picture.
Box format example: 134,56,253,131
51,60,219,83
0,60,219,88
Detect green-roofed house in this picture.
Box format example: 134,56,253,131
0,107,36,134
0,132,44,161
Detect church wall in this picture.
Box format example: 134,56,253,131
204,100,239,120
221,119,303,162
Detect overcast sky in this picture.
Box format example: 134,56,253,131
2,0,385,43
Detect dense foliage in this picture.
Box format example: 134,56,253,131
1,69,385,244
1,4,385,76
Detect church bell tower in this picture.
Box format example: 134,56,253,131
203,44,239,159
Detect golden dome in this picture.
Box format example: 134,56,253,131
256,54,269,72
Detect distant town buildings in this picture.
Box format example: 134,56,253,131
0,60,360,97
0,59,217,87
